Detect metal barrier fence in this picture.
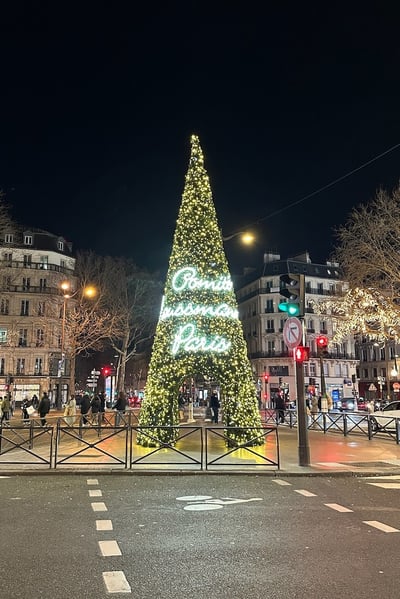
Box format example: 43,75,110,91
0,412,279,471
261,409,400,443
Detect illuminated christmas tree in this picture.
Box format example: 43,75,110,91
137,135,262,446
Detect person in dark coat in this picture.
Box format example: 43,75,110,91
98,392,106,422
209,392,220,424
114,392,127,426
38,391,50,427
80,393,91,425
90,395,101,423
275,393,286,424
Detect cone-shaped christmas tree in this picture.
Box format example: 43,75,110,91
137,135,262,446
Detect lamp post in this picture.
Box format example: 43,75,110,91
222,230,255,244
58,281,97,408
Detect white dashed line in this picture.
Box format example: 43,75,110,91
363,520,400,533
367,482,400,489
273,479,292,486
99,540,122,556
91,502,108,512
294,490,317,497
89,489,103,497
96,520,113,531
324,503,353,513
87,478,99,485
102,571,131,594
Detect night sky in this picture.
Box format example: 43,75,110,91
1,3,400,276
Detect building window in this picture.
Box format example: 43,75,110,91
23,255,32,267
264,299,274,313
39,256,49,270
4,234,13,243
24,235,33,245
16,358,25,374
2,276,11,290
317,283,323,294
265,319,275,333
267,340,275,354
0,299,9,315
3,252,12,263
34,357,43,375
21,300,29,316
60,259,66,269
58,240,64,251
39,278,47,291
36,329,44,347
38,302,45,316
22,277,31,291
0,358,4,375
309,362,317,377
18,329,28,347
0,329,7,343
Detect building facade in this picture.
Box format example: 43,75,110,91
235,251,359,408
0,227,76,406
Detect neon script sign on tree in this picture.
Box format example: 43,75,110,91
163,266,237,355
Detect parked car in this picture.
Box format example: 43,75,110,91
356,397,367,411
128,395,142,408
337,398,357,412
370,400,400,431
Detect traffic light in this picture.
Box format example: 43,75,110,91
278,273,305,317
102,366,111,377
294,346,310,363
316,335,328,350
264,373,269,382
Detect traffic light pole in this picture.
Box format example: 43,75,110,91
295,357,310,466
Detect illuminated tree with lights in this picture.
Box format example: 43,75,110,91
138,135,262,446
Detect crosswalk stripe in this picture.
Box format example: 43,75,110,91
367,482,400,489
273,479,292,486
324,503,353,512
96,520,113,531
295,490,317,497
87,478,99,485
91,502,107,512
99,540,122,556
102,571,131,593
89,489,103,497
363,520,399,533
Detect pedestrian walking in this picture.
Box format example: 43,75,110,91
80,393,91,425
37,391,50,426
21,397,31,424
178,394,185,421
63,396,77,426
209,392,220,424
114,391,127,426
99,392,106,422
90,394,101,424
0,394,10,424
275,393,286,424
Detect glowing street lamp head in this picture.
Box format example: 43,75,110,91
83,285,97,299
240,232,255,245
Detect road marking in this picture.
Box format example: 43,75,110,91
205,497,263,505
367,482,400,489
91,502,108,512
87,478,99,485
0,476,10,478
184,503,223,511
96,520,113,531
102,571,131,593
324,503,353,512
363,520,400,533
273,479,292,486
89,489,103,497
316,462,351,468
99,540,122,556
295,490,317,497
176,495,213,501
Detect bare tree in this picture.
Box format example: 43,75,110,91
75,252,162,393
316,183,400,342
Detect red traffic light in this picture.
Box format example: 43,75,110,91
264,373,269,382
294,346,310,363
316,335,328,349
102,366,111,377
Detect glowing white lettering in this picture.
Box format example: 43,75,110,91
160,299,238,320
171,323,231,355
172,267,233,292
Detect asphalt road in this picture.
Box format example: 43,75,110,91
1,474,399,598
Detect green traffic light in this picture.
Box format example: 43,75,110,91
278,302,300,316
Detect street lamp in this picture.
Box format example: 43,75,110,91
58,281,97,406
222,230,255,244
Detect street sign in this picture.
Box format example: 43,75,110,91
283,317,303,349
368,383,377,391
87,383,97,388
91,370,101,375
